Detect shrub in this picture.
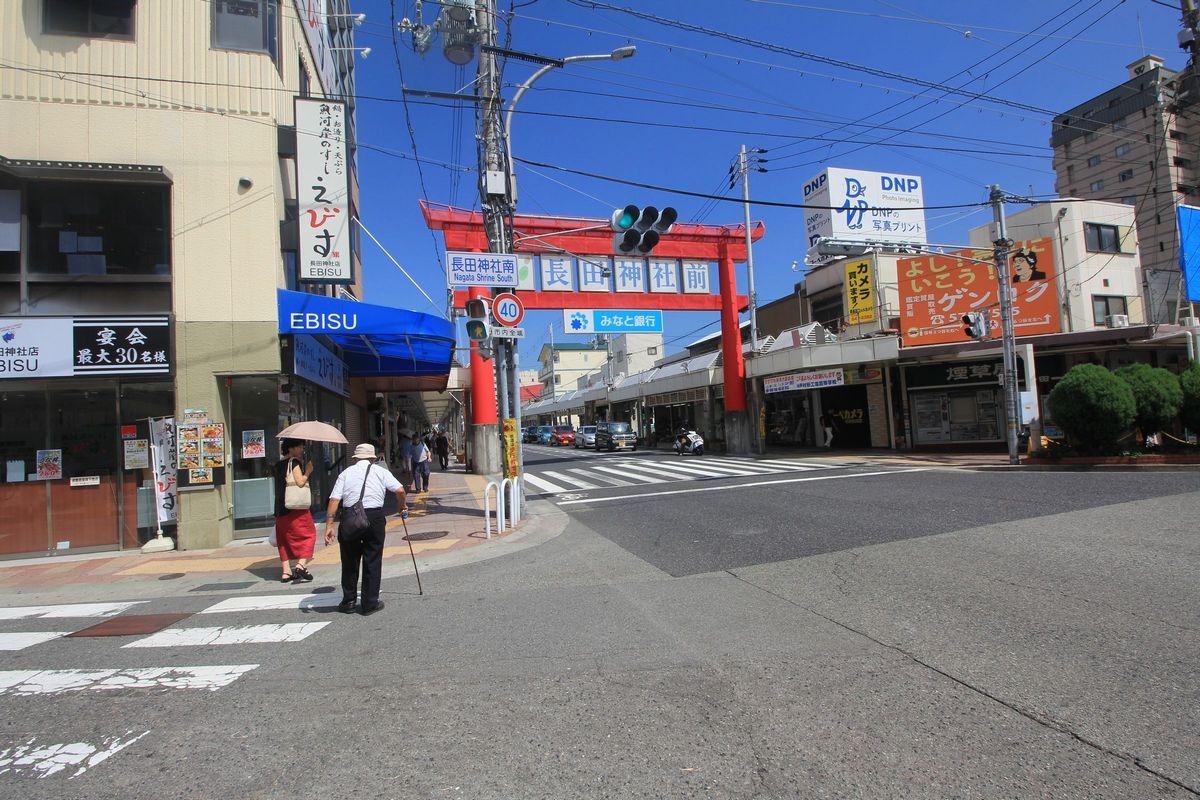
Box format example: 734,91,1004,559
1047,364,1135,451
1182,362,1200,434
1114,363,1184,437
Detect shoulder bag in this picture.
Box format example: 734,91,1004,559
283,459,312,510
337,465,374,543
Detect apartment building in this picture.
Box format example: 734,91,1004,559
1050,55,1196,324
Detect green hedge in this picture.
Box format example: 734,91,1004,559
1114,363,1184,437
1182,362,1200,434
1047,364,1135,452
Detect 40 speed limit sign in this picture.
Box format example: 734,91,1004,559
492,292,524,327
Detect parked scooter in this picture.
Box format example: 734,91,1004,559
673,429,704,456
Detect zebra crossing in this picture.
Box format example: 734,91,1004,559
522,455,836,496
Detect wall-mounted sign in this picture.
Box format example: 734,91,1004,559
296,98,351,284
563,309,664,334
0,316,171,380
446,251,518,288
845,258,876,324
70,476,100,487
286,334,349,397
763,368,845,394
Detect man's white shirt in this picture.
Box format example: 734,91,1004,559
329,460,401,509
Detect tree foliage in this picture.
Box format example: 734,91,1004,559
1047,364,1135,451
1113,363,1184,436
1181,362,1200,434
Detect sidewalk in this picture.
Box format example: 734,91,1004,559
0,466,563,605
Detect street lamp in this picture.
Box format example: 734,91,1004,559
503,46,636,192
331,46,371,59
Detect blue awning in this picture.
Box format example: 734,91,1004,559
277,290,455,382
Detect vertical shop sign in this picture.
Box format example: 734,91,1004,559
501,418,520,478
296,98,351,283
149,417,178,524
844,258,876,324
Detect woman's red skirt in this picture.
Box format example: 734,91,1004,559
275,510,316,560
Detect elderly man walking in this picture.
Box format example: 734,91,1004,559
324,443,407,616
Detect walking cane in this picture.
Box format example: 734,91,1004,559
399,513,423,595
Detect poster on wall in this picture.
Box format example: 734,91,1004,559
35,449,62,481
242,430,266,459
176,418,226,488
149,416,178,524
123,439,150,470
897,237,1061,347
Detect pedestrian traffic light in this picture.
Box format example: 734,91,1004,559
610,205,678,255
962,311,989,339
465,297,493,356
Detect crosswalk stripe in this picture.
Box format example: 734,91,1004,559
0,602,144,620
649,460,782,477
199,593,342,614
541,470,601,490
567,468,631,487
591,465,665,483
123,622,330,648
0,632,68,651
0,665,259,696
522,473,568,494
630,461,766,479
722,457,827,469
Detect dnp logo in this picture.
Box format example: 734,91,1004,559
836,177,869,230
881,175,920,193
803,173,827,197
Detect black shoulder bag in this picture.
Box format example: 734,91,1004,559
337,465,374,543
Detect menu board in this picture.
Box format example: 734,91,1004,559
176,420,227,488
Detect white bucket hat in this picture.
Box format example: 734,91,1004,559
352,443,377,460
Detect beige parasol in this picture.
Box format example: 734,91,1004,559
277,421,349,444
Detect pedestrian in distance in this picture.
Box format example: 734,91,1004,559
274,439,316,583
397,433,414,491
323,443,408,615
819,411,836,448
434,429,450,470
410,432,432,493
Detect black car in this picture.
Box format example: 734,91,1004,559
521,426,540,444
594,420,637,451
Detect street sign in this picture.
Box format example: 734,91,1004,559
491,326,525,339
492,292,524,326
563,309,664,334
446,251,518,288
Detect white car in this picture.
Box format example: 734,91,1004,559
574,425,597,449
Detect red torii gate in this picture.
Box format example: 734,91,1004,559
421,201,765,436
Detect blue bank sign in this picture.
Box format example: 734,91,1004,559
563,309,664,334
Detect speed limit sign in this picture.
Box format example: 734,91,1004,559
492,292,524,327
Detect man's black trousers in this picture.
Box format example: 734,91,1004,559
339,508,387,606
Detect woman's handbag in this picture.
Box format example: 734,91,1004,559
337,466,374,543
283,459,312,510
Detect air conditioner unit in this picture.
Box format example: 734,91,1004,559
1105,314,1130,328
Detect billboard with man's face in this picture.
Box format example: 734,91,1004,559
897,237,1061,347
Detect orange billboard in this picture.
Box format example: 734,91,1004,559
898,237,1060,347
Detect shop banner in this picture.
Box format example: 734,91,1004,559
897,237,1060,346
0,316,170,378
296,98,351,283
845,258,876,324
149,417,178,524
501,418,520,479
289,335,349,398
763,368,845,394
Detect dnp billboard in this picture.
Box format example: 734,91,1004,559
803,167,928,249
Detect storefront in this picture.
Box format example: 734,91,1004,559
902,359,1020,446
763,366,885,448
0,315,174,557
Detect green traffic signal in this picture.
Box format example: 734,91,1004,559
610,204,638,232
466,319,488,341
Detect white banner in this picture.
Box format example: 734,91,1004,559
149,417,178,525
763,368,845,394
0,317,171,378
803,167,927,250
296,98,351,283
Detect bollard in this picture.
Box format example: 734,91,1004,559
508,476,522,527
500,477,518,530
483,480,504,540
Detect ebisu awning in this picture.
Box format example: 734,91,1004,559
277,290,455,388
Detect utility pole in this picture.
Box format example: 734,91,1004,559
475,0,511,477
736,145,765,353
1182,1,1200,68
990,185,1021,466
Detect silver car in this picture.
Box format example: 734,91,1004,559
574,425,597,449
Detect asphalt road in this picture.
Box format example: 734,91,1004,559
0,449,1196,798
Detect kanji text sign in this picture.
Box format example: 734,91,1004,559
0,316,171,378
446,252,519,288
296,98,351,283
563,310,664,334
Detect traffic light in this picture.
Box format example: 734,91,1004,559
961,311,989,339
465,297,493,358
610,205,677,255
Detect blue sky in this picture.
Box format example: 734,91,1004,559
347,0,1184,371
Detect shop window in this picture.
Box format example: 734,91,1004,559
1084,222,1120,253
26,181,169,276
212,0,279,63
1170,129,1188,142
44,0,135,39
1092,295,1127,325
0,188,18,275
1119,169,1134,182
647,346,658,355
1089,180,1104,192
1121,196,1137,205
230,376,282,533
